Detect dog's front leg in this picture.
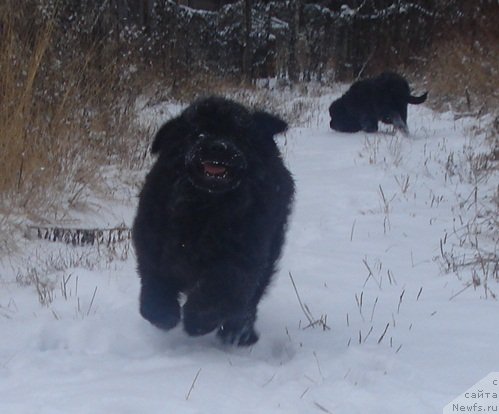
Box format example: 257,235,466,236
139,274,181,331
182,267,255,339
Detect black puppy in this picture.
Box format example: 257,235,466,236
132,97,295,346
329,72,427,134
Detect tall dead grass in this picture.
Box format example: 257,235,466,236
0,11,52,197
0,3,147,230
421,32,499,114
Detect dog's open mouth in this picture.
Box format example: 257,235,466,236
201,161,228,178
194,158,243,190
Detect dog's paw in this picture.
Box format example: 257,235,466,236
217,324,259,347
140,299,180,331
217,317,259,347
183,302,223,337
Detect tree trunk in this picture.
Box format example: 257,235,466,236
242,0,252,83
288,0,300,83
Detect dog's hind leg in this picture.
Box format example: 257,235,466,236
390,112,409,135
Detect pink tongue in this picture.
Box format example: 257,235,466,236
202,162,227,176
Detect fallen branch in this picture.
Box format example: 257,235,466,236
26,224,131,247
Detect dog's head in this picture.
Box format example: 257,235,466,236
150,96,288,194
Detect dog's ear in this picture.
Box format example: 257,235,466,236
151,116,187,155
252,111,288,137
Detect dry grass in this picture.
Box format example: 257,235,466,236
14,235,131,307
0,4,148,240
420,33,499,114
439,119,498,295
0,11,52,196
404,31,499,291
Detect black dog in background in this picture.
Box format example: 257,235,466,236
132,97,294,346
329,72,428,134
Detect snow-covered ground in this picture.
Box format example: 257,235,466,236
0,92,497,414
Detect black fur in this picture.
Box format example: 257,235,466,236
132,96,294,346
329,72,428,134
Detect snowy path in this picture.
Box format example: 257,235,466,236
0,99,497,413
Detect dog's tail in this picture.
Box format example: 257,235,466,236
407,92,428,105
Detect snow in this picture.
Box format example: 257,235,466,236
0,91,497,414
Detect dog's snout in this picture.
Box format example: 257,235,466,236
206,140,229,153
189,136,245,165
205,141,236,161
196,137,238,157
185,134,247,193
